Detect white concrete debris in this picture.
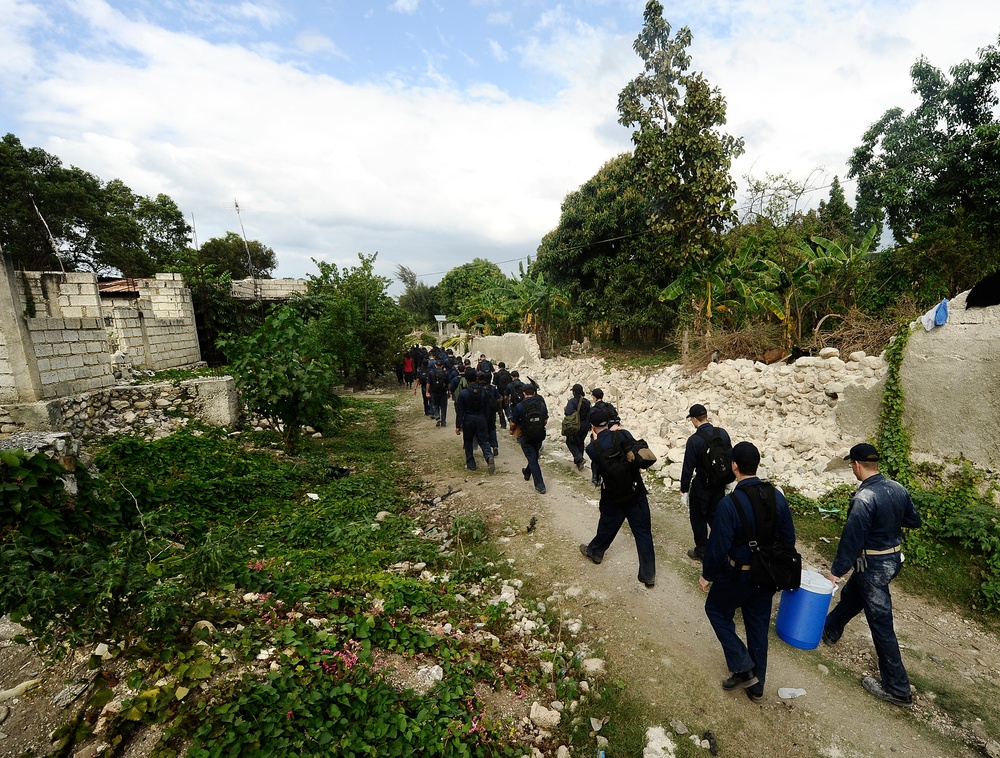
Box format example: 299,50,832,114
644,726,678,757
522,347,887,498
529,701,562,729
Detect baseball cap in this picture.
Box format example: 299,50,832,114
589,409,610,428
591,388,604,399
687,404,707,418
731,441,760,469
844,443,880,462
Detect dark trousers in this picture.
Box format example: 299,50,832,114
486,412,499,450
498,406,507,429
690,485,726,553
462,415,492,469
704,570,774,696
432,393,449,425
519,438,545,491
586,491,655,584
824,554,910,698
565,430,587,465
421,390,431,415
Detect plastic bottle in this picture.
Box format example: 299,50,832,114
778,687,807,699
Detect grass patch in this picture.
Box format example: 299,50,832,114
130,365,230,384
2,397,597,757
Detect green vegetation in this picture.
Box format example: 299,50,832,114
0,399,622,756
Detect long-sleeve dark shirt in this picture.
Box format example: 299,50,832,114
830,473,922,577
702,477,795,582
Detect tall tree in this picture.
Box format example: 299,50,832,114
195,232,276,279
849,36,1000,287
395,264,441,327
617,1,744,266
816,177,857,246
437,258,504,320
534,153,675,343
306,253,408,389
0,133,191,275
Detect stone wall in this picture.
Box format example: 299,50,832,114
524,348,887,498
0,377,239,442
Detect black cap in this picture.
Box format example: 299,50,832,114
498,362,505,368
731,441,760,469
844,443,880,462
589,409,610,428
465,368,477,381
687,404,707,418
572,383,584,396
591,388,604,399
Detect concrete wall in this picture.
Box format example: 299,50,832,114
231,277,308,300
0,260,204,405
469,333,541,371
901,290,1000,470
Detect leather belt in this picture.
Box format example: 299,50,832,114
863,545,901,556
728,559,751,571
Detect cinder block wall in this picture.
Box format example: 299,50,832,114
25,316,115,398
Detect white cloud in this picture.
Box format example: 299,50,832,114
294,30,345,57
4,0,1000,287
389,0,420,15
487,38,507,62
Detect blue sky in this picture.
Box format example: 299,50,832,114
2,0,999,290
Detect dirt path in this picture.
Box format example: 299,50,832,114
397,390,1000,758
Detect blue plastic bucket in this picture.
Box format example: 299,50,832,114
775,570,836,650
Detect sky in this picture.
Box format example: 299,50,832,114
2,1,999,292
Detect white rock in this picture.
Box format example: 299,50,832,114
645,726,678,757
529,701,561,729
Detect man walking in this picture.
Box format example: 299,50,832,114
681,403,733,561
563,384,591,471
579,409,656,588
823,443,922,707
454,368,495,473
699,441,795,702
509,381,548,494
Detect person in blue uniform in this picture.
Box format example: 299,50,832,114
579,409,656,588
823,443,922,708
699,441,795,703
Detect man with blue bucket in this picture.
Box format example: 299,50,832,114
699,441,796,703
823,443,923,708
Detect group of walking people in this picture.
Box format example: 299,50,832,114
405,347,923,708
681,405,922,706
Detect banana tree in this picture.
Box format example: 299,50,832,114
659,239,763,335
751,225,878,348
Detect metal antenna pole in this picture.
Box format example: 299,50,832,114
234,199,258,297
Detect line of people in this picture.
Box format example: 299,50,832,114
406,352,922,708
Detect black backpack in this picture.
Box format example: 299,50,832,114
494,369,512,392
465,383,484,412
732,483,801,592
521,397,546,442
698,426,735,488
430,369,448,394
595,431,643,497
508,381,525,408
